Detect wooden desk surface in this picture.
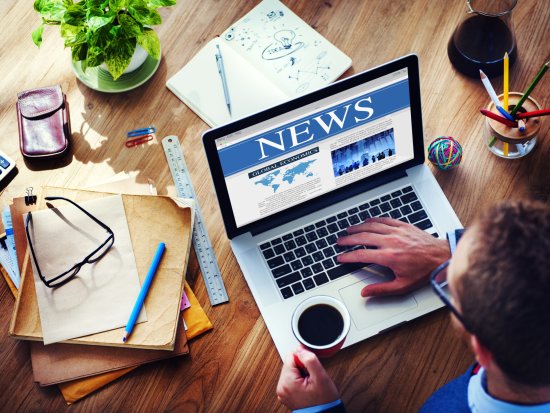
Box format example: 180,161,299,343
0,1,548,411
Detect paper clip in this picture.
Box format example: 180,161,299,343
125,134,154,148
25,187,37,206
127,126,156,138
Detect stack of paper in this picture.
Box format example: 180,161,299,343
0,176,214,403
10,187,194,350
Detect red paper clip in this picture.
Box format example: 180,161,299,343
125,134,154,148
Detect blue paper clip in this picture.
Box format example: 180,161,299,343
127,126,156,138
125,134,154,148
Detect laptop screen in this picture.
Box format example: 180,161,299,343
203,55,424,239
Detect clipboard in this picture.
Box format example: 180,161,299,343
9,187,193,350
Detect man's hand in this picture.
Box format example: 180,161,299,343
276,347,339,410
337,217,451,297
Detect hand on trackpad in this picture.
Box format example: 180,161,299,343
338,270,418,331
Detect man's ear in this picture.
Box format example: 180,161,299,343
470,335,493,368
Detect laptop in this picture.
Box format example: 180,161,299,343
202,54,462,358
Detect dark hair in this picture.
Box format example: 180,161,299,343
458,200,550,386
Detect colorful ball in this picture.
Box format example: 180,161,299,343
427,136,462,170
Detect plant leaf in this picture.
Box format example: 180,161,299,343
128,2,162,25
61,23,87,47
109,0,126,12
88,11,116,31
32,24,45,47
62,3,86,26
119,13,142,38
137,28,160,59
146,0,176,8
86,45,104,67
72,42,88,63
85,0,103,9
104,36,136,79
34,0,67,22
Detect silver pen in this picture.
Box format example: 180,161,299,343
215,44,232,116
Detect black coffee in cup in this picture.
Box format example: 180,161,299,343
297,304,344,346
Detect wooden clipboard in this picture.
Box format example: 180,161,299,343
9,187,193,350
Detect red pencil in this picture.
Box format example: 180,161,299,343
479,109,518,128
516,109,550,119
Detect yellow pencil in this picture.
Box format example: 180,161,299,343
503,52,509,110
503,53,510,156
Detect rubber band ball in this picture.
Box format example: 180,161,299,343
427,136,462,170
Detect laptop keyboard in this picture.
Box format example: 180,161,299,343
258,186,437,300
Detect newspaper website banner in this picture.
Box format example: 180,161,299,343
219,79,410,177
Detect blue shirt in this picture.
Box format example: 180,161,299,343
468,368,550,413
293,399,344,413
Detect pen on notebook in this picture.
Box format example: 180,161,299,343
510,59,549,117
479,69,514,121
479,109,518,128
122,242,166,343
215,44,232,116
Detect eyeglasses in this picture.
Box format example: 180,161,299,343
430,260,472,333
25,196,115,288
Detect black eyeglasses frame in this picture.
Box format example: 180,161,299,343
429,259,472,333
25,196,115,288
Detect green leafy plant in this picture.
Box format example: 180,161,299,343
32,0,176,80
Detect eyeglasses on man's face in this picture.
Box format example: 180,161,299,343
25,196,115,288
430,260,472,333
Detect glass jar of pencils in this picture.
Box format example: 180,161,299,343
484,92,542,158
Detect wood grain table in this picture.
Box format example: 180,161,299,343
0,1,548,411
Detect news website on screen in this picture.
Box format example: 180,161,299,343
216,69,415,228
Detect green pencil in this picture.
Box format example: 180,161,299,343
510,59,549,116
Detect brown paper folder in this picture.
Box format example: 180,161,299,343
31,315,189,386
9,187,193,350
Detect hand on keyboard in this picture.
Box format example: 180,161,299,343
336,217,451,297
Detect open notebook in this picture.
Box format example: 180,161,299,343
166,0,352,127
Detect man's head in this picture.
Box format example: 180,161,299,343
448,200,550,387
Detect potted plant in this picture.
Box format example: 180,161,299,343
32,0,176,80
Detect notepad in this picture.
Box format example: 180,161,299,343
166,0,352,127
26,195,144,345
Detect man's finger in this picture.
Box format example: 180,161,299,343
337,248,390,267
361,280,405,297
361,278,421,297
295,349,326,379
345,220,401,235
364,217,408,227
337,232,384,247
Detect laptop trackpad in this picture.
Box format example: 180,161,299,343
339,274,418,331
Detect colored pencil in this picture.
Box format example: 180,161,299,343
123,242,166,342
497,105,515,121
510,60,550,116
479,109,518,128
503,52,509,110
480,69,502,108
516,109,550,119
518,119,526,132
479,70,515,121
